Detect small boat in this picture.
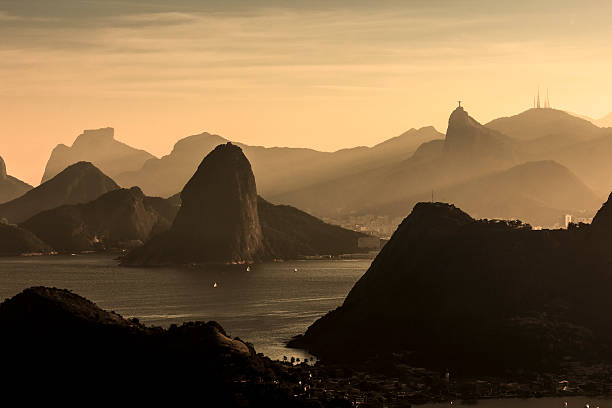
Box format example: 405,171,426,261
246,266,251,272
294,268,298,272
213,282,218,288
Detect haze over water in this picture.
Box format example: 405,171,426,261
0,254,369,361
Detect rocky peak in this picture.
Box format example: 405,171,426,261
0,156,6,179
172,142,264,262
124,142,265,264
444,105,515,164
72,127,115,147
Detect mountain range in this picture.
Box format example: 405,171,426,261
42,127,155,183
9,104,612,232
113,126,443,198
0,147,366,258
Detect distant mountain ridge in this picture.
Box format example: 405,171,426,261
114,127,443,198
372,160,601,227
42,127,155,183
0,161,119,224
269,106,520,219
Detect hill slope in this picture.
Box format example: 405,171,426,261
0,223,51,255
21,187,177,251
270,106,518,218
291,201,612,373
0,286,305,405
0,156,32,204
0,162,119,224
374,160,601,227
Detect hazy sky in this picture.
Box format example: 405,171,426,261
2,0,612,185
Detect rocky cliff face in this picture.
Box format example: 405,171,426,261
0,161,119,223
123,143,264,264
21,187,176,251
291,201,612,373
42,127,155,183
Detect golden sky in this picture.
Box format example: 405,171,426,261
2,0,612,185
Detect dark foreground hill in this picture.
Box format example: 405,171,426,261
0,155,32,204
0,161,119,224
122,143,366,265
290,198,612,374
21,187,177,252
0,286,312,405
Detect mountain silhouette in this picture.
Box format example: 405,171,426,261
270,106,518,219
371,160,600,227
0,162,119,224
445,106,515,163
290,200,612,373
122,143,366,265
114,127,443,198
258,197,366,258
0,286,302,405
21,187,177,252
486,108,604,143
42,127,155,183
0,156,33,204
123,143,265,264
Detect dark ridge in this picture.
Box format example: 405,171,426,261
21,187,176,252
0,286,304,405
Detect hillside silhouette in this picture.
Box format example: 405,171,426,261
290,199,612,374
21,187,177,252
0,162,119,224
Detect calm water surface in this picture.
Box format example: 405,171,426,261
0,253,369,361
422,397,611,407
